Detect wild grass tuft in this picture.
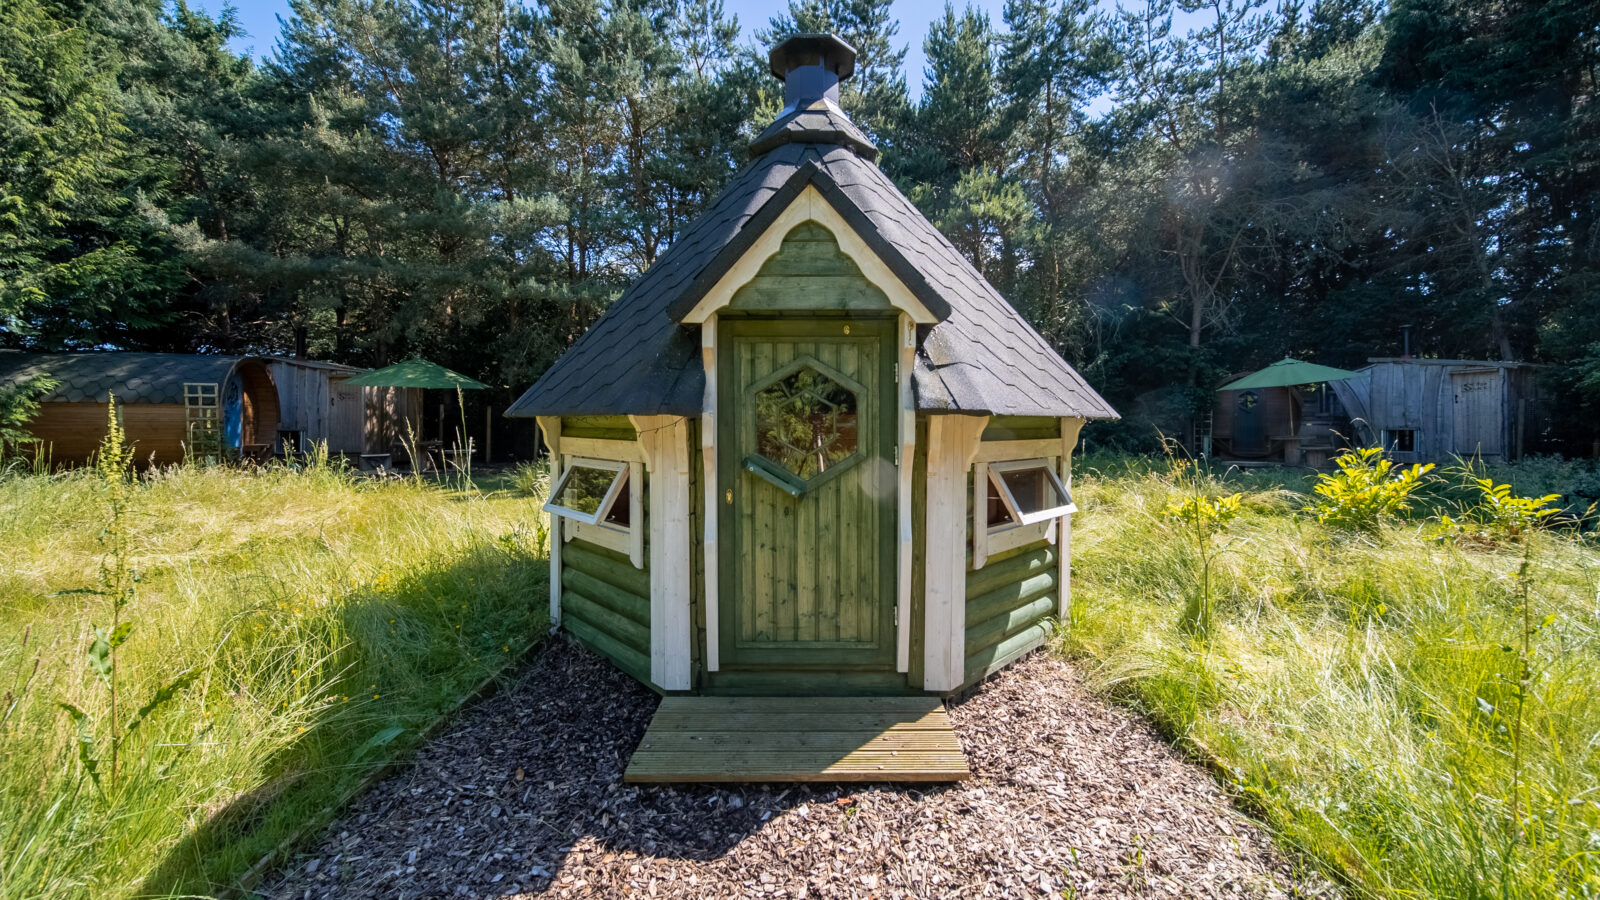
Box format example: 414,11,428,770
1064,459,1600,899
0,447,548,898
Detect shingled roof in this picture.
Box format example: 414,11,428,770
506,37,1117,423
0,351,244,405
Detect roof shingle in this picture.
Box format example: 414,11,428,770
506,137,1118,421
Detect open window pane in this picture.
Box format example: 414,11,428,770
603,478,631,527
990,459,1075,526
986,476,1015,528
544,459,628,526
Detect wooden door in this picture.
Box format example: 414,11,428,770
1452,369,1502,456
718,317,898,673
1231,390,1265,455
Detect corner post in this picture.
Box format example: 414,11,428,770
1059,417,1084,623
700,316,720,672
536,416,562,629
923,413,988,692
631,415,693,691
896,314,916,672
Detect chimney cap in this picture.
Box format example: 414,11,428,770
769,33,857,82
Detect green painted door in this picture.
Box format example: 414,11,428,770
718,317,898,673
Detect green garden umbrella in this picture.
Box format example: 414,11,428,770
1218,357,1362,391
344,360,489,460
1219,358,1365,447
343,358,489,390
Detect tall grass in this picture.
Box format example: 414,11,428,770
1064,459,1600,899
0,452,548,898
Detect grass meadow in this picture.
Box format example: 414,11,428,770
0,454,549,898
1064,454,1600,899
2,436,1597,900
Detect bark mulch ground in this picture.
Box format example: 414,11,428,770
262,637,1337,899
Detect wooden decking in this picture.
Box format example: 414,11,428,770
624,696,971,783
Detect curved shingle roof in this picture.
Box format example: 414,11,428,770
506,131,1118,421
0,351,243,405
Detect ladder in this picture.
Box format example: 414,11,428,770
184,382,222,463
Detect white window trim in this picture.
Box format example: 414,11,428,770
988,458,1077,525
973,459,1059,570
565,518,630,554
544,456,630,526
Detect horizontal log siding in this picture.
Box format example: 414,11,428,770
560,416,637,441
962,542,1056,687
981,416,1060,442
562,540,652,688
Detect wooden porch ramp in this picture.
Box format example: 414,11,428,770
624,696,970,783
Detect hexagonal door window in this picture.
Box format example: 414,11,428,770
754,365,860,480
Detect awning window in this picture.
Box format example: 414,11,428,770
987,458,1075,526
544,458,631,527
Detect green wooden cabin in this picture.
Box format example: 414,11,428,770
506,34,1118,697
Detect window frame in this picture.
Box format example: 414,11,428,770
1384,428,1417,454
987,457,1077,526
543,456,631,527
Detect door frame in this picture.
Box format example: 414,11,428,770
713,315,899,674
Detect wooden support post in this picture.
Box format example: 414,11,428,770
896,314,917,673
700,316,720,672
923,414,988,692
536,416,562,630
632,415,693,691
485,406,493,464
1059,418,1084,623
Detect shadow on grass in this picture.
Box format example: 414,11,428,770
137,545,548,898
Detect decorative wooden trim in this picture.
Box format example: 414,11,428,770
923,414,988,692
536,416,562,630
1059,418,1085,622
896,315,916,673
681,186,939,326
989,519,1052,555
971,461,988,571
700,317,720,672
974,438,1061,463
566,520,630,555
559,435,645,463
632,414,693,691
628,460,646,569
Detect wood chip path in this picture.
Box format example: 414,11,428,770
262,637,1337,899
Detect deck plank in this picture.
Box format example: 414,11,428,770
625,696,971,783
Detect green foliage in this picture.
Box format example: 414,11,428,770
0,373,56,456
1311,447,1435,533
51,398,200,796
0,455,548,896
1160,458,1243,636
1067,462,1600,900
1439,466,1567,545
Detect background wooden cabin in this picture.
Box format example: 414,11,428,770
1333,358,1545,463
0,352,280,466
1212,382,1351,464
266,358,420,455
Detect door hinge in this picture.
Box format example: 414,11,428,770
894,605,900,626
894,444,900,467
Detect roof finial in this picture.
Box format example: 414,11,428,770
769,33,857,111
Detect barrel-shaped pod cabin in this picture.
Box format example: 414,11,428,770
506,34,1118,696
1334,357,1543,463
0,351,280,466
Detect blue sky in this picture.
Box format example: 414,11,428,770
213,0,1025,100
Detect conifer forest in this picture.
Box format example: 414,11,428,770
3,0,1598,450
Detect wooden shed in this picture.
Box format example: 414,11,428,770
1332,358,1543,462
506,35,1117,701
0,351,280,466
266,357,420,455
